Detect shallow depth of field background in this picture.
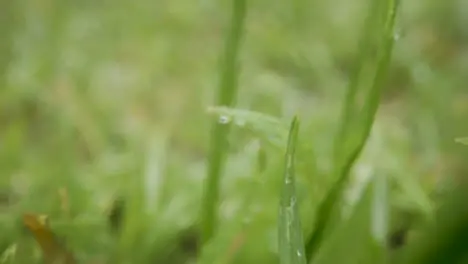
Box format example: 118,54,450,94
0,0,467,263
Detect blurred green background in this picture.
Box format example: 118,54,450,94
0,0,467,263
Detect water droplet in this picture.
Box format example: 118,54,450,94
393,32,400,41
297,250,302,257
218,115,231,124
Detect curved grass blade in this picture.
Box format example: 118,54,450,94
207,106,289,149
278,117,306,264
201,0,247,244
207,106,319,186
305,0,400,261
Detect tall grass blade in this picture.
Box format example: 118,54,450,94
201,0,247,244
278,117,306,264
333,0,385,163
305,0,400,261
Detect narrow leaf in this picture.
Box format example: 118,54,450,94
201,0,247,244
305,0,400,261
278,117,306,264
207,106,289,149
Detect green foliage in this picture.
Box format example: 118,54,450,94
201,0,247,244
207,106,288,149
397,180,468,264
305,0,400,261
0,0,466,263
311,175,388,264
278,117,306,264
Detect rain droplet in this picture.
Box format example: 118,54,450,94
297,250,302,257
218,115,231,124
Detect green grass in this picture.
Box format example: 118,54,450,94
304,0,400,261
0,0,467,263
200,0,247,244
278,117,306,264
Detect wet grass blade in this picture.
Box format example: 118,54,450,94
278,117,306,264
201,0,247,244
207,106,289,149
305,0,400,261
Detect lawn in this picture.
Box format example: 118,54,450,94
0,0,467,263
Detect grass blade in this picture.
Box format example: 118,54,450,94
201,0,247,244
305,0,400,261
278,117,306,264
311,174,389,264
207,106,289,149
333,0,385,163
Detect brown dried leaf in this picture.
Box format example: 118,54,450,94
22,213,76,264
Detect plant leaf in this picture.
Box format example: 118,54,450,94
311,174,389,264
200,0,247,244
304,0,400,261
278,116,306,264
207,106,289,149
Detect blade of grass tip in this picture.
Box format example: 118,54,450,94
201,0,247,244
278,117,306,264
305,0,400,261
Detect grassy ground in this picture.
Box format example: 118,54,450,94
0,0,467,263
